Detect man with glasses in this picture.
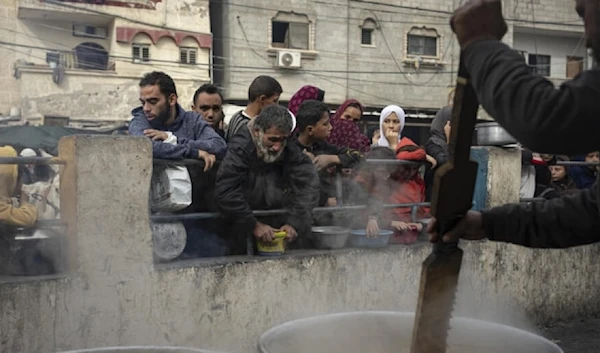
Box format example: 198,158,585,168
215,105,320,254
192,84,226,138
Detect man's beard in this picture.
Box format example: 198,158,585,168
255,130,286,163
149,106,171,129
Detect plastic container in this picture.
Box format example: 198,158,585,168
349,229,392,248
258,311,563,353
311,226,350,249
257,231,287,256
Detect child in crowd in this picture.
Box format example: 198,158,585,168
295,100,363,207
550,155,579,194
225,75,283,142
388,138,429,244
347,147,397,237
348,145,426,243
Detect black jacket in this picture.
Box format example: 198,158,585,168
464,40,600,248
215,126,320,235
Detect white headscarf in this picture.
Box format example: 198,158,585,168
377,105,406,147
288,109,297,132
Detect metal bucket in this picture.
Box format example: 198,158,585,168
59,346,223,353
258,311,562,353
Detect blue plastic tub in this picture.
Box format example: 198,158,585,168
349,229,393,248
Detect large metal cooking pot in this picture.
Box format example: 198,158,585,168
58,346,223,353
476,122,518,146
259,311,562,353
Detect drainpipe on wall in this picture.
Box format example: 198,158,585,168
345,0,350,99
209,46,214,83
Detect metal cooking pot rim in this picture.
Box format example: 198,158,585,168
475,121,503,128
258,311,563,353
311,226,350,233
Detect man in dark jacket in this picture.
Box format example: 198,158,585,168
215,105,319,253
430,0,600,248
129,71,227,171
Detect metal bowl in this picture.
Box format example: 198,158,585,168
476,122,517,146
259,311,563,353
349,229,393,248
311,226,350,249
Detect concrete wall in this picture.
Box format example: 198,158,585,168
1,137,600,353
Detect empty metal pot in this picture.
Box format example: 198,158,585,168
476,122,518,146
311,226,350,249
259,311,562,353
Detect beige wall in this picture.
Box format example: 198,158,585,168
3,0,211,121
0,0,21,116
17,69,206,121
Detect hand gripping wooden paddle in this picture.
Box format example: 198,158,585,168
409,55,480,353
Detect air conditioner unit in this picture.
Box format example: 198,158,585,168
276,51,302,69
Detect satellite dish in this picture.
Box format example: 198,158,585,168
281,53,294,67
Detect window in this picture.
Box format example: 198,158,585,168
271,12,310,50
566,56,583,78
180,47,197,65
360,18,377,46
74,42,108,70
132,43,150,63
46,52,60,66
528,54,551,76
73,24,108,39
407,35,437,57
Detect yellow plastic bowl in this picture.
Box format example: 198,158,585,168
257,231,287,256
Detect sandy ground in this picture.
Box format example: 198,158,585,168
541,317,600,353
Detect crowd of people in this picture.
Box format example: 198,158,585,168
1,69,597,259
128,71,443,257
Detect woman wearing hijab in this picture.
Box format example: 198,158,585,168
373,105,405,150
327,99,370,153
287,85,325,116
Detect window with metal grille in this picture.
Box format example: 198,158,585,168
132,44,150,63
361,18,376,46
361,28,373,45
180,47,197,64
407,34,437,57
528,54,551,76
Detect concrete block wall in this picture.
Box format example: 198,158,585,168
1,136,600,353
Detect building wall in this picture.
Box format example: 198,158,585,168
0,0,21,117
16,68,204,121
216,0,584,113
513,31,586,80
3,0,211,122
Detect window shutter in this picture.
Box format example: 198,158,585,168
189,50,197,64
142,47,150,62
180,49,187,63
361,29,372,45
